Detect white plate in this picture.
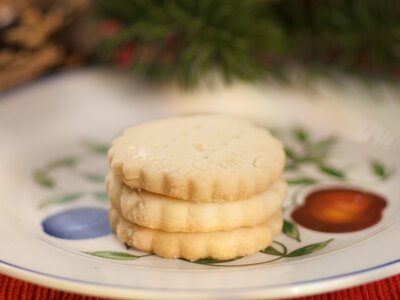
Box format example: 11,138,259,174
1,69,400,299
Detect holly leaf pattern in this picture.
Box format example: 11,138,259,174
33,170,54,188
261,246,283,256
318,164,345,179
370,160,391,180
39,193,82,209
84,173,105,183
85,251,141,260
47,157,78,170
287,177,317,185
93,191,108,202
83,141,109,155
285,239,334,257
186,257,242,265
284,146,298,160
282,220,301,242
292,127,309,143
313,136,337,151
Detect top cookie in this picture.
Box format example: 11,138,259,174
108,114,285,202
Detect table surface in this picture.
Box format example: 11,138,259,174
1,273,399,300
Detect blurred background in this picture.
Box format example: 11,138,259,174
1,0,399,92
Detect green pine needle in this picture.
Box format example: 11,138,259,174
97,0,287,88
96,0,400,88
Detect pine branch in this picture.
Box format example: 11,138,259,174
96,0,400,88
97,0,287,88
277,0,400,79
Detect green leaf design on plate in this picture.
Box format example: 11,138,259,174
285,239,334,257
83,141,109,155
39,193,82,209
285,131,337,169
370,160,391,180
285,146,299,170
261,246,283,256
186,257,242,265
318,164,345,179
47,157,78,170
261,240,287,256
85,251,141,260
292,128,309,143
287,177,317,185
93,191,108,202
313,136,337,151
282,219,301,242
284,146,298,160
296,155,324,164
84,173,105,183
33,169,54,188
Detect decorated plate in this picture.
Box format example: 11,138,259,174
1,69,399,299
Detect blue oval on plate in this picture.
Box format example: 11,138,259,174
42,207,111,239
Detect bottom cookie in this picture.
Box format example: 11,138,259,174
109,207,283,260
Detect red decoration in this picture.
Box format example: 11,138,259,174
113,43,135,69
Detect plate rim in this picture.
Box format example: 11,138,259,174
1,258,399,299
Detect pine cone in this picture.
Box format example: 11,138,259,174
0,0,91,92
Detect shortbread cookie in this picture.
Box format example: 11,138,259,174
107,172,287,232
109,207,283,260
108,115,285,202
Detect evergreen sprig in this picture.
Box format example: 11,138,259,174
279,0,400,80
97,0,400,88
98,0,286,88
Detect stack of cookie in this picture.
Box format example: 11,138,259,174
106,115,286,260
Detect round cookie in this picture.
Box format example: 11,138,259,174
108,114,285,202
109,207,283,260
106,172,287,233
